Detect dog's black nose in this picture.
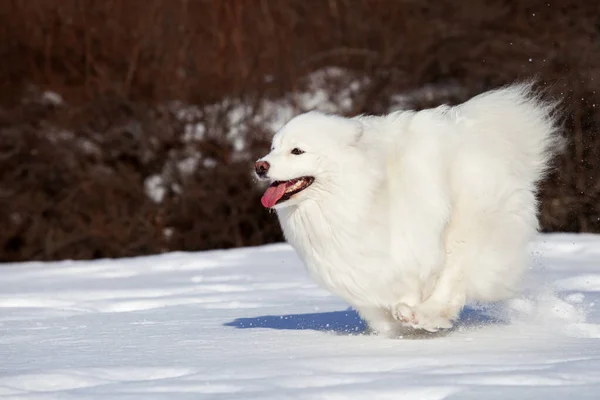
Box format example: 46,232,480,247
255,160,270,177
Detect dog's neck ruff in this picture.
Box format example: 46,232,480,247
276,190,396,306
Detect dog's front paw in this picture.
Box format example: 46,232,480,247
392,303,418,325
413,302,455,332
392,303,453,333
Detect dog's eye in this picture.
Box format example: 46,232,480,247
291,148,304,155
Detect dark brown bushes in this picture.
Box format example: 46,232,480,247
0,0,598,261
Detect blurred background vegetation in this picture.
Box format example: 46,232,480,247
0,0,598,262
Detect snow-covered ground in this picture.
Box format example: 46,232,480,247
1,234,600,399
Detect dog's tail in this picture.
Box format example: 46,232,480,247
456,81,565,185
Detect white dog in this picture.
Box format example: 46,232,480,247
255,83,562,335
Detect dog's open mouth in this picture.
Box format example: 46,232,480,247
261,177,314,208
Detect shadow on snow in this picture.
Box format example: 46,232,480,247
224,306,504,336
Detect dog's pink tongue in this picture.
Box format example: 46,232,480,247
261,182,287,208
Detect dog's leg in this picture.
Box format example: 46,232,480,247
388,266,463,332
404,258,466,332
387,148,451,331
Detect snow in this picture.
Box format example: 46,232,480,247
144,175,167,204
40,91,64,107
172,66,370,161
176,155,201,177
1,234,600,399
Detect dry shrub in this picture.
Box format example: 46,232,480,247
0,0,598,261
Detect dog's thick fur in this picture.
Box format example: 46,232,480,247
256,83,563,335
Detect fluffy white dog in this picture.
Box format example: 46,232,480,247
254,83,563,336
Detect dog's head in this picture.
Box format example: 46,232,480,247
255,111,364,209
